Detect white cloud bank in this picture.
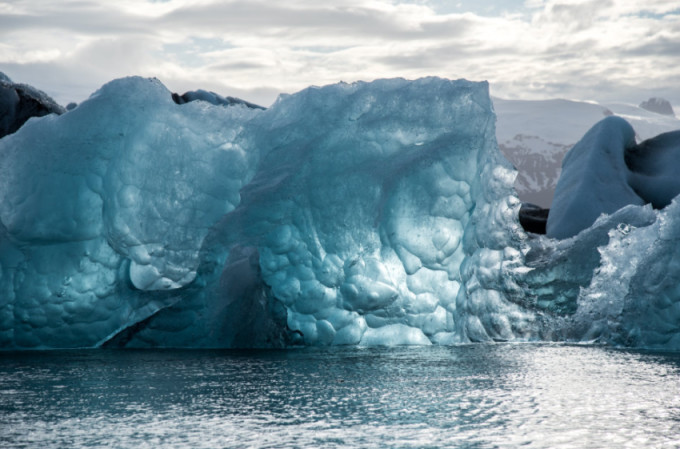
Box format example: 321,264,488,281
0,0,678,107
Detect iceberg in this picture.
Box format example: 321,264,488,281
0,77,263,348
517,117,680,349
1,74,680,351
0,76,536,348
547,117,680,239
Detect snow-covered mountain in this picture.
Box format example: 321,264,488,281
495,97,680,208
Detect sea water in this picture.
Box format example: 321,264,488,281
1,344,679,448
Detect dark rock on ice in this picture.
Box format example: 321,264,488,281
519,203,549,234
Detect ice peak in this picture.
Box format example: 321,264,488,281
639,97,675,116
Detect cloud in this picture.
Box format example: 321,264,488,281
0,0,678,108
537,0,614,31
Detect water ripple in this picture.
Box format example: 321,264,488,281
1,344,679,448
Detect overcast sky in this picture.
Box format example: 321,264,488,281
1,0,678,107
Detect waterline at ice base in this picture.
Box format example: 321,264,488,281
1,76,680,350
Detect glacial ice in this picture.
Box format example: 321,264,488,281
0,76,535,348
547,117,680,239
627,130,680,209
2,75,680,351
546,116,644,239
0,72,65,139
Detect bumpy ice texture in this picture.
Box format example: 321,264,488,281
0,76,540,349
4,75,680,351
213,78,534,346
515,116,680,350
0,77,262,348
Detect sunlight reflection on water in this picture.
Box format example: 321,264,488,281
1,344,680,448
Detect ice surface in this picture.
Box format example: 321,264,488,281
0,77,263,347
547,117,644,239
627,130,680,209
547,117,680,239
536,200,680,350
116,77,535,347
3,75,680,351
0,76,537,348
0,72,65,138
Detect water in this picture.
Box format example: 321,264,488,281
1,344,679,448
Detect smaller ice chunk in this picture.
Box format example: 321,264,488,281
547,116,644,239
626,130,680,209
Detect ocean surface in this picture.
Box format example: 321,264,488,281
1,344,679,448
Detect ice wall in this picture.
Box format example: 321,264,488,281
0,76,539,349
96,78,538,347
512,117,680,350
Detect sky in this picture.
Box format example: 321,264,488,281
0,0,679,108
